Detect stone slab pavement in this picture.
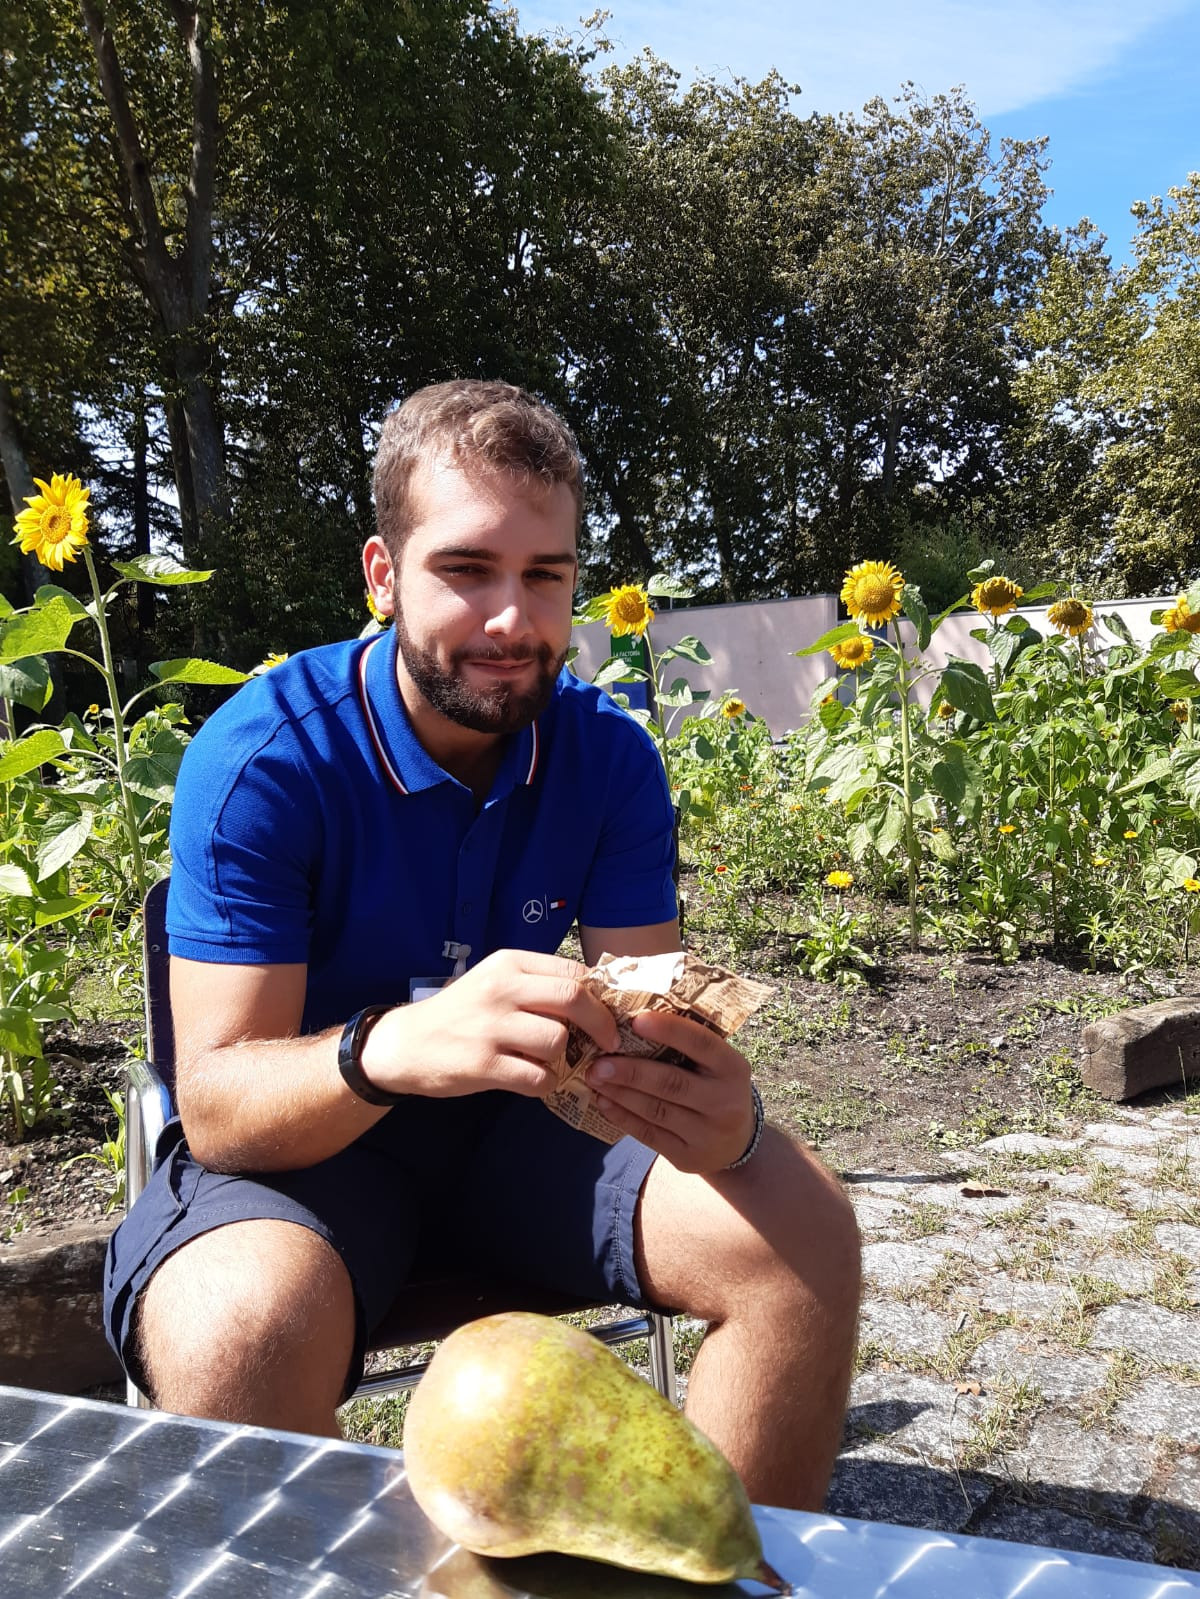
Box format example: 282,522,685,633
826,1105,1200,1570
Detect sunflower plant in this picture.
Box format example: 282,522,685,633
0,473,248,1131
574,574,723,817
794,560,1000,949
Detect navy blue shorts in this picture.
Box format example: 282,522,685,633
103,1092,658,1399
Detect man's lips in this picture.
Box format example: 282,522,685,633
461,656,537,674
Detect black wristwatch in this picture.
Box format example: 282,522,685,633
337,1004,404,1106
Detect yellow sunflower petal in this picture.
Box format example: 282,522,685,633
840,560,904,626
603,583,655,638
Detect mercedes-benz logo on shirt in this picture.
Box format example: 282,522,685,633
522,898,545,924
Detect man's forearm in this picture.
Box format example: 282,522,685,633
176,1022,392,1173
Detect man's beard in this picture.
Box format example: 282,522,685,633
394,610,566,735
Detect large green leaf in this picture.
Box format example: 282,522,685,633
987,624,1041,675
0,729,66,782
661,634,712,666
33,584,89,618
0,863,34,897
870,796,906,858
793,621,863,657
149,657,251,686
34,892,103,927
929,744,985,822
0,1005,42,1057
1158,668,1200,699
938,658,996,723
112,555,213,585
1116,753,1176,798
1102,612,1135,647
122,748,184,801
0,597,78,662
593,655,643,688
36,813,94,880
1171,743,1200,813
0,657,53,712
656,676,696,708
901,584,931,650
646,573,694,600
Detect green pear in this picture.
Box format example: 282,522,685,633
404,1312,782,1589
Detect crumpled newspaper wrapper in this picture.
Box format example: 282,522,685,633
544,951,773,1144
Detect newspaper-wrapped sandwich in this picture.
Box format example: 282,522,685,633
545,950,773,1144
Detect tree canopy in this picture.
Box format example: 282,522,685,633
2,1,1197,676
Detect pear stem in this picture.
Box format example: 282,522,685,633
753,1556,791,1593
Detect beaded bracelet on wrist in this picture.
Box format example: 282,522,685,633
725,1083,765,1171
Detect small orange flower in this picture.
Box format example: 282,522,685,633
998,823,1016,835
825,869,854,890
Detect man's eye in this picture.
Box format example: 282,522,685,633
443,565,485,577
530,569,566,583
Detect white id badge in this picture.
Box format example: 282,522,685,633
409,976,452,1004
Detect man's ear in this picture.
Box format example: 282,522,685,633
362,535,395,616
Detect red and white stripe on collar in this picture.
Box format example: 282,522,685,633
357,634,541,795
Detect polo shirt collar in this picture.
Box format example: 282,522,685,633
357,630,540,799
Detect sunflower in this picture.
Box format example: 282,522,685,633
1047,597,1093,637
603,583,654,638
936,700,955,720
825,869,853,890
972,575,1023,617
1170,700,1190,722
1162,595,1200,635
829,633,875,671
722,698,747,719
253,651,289,675
13,474,90,572
840,560,904,626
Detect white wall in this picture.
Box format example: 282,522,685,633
571,593,1179,736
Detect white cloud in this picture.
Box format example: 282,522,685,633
519,0,1192,114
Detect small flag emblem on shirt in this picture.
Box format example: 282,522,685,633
549,898,566,911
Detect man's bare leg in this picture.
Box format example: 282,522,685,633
634,1126,861,1510
136,1218,356,1437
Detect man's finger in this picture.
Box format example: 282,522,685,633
592,1090,688,1159
510,972,620,1053
629,1008,743,1074
587,1052,699,1108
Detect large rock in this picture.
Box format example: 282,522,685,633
0,1221,121,1393
1080,1000,1200,1100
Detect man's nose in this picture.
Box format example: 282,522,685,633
484,582,532,637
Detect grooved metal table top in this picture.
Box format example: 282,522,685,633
1,1386,1196,1597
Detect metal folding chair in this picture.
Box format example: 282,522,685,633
126,879,676,1409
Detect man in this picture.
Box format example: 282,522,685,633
103,380,861,1510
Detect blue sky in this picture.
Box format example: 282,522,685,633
516,0,1200,265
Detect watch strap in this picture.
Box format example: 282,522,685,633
338,1004,404,1106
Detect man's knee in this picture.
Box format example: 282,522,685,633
637,1127,861,1324
136,1219,355,1409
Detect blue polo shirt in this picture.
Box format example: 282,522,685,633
167,628,677,1034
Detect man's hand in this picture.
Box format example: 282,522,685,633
361,949,621,1100
584,1009,757,1175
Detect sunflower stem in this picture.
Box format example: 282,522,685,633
82,548,147,904
1048,723,1060,948
894,620,920,952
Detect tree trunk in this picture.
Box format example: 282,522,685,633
79,1,225,572
0,373,65,716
